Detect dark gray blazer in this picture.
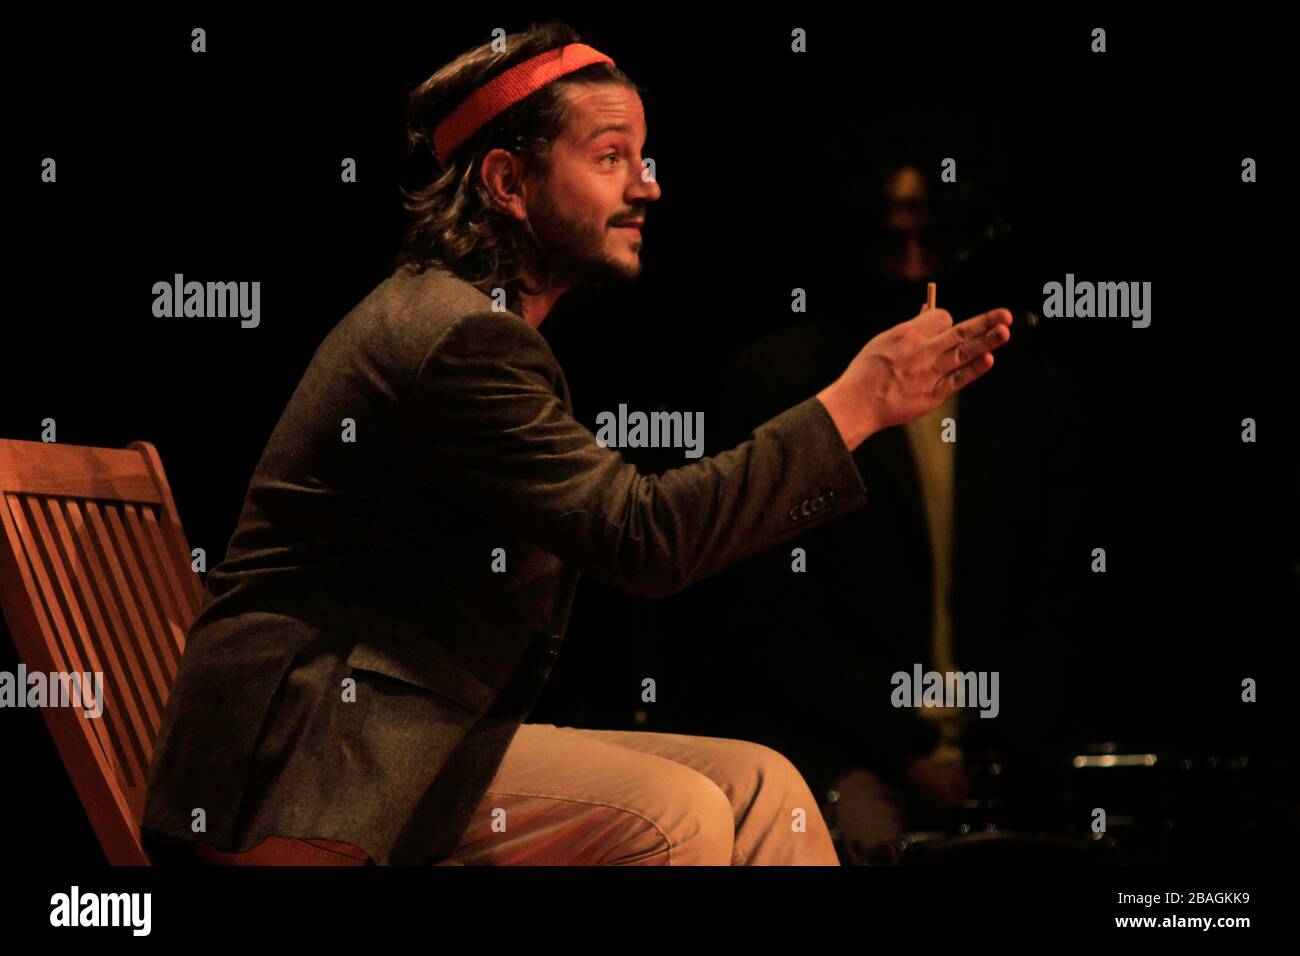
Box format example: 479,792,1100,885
140,262,868,865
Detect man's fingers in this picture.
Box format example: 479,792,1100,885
932,319,1012,376
930,308,1012,355
934,351,995,400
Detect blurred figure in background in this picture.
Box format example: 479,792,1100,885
656,129,1085,863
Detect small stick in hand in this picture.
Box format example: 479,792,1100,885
926,282,937,312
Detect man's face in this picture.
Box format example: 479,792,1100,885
878,165,944,284
525,84,661,286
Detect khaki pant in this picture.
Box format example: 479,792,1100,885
195,722,841,866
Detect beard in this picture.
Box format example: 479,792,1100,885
527,188,641,295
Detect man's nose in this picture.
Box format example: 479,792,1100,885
899,237,930,283
628,164,662,202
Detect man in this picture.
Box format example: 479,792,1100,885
140,22,1012,866
659,156,1081,862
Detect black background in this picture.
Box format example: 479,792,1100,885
3,6,1295,897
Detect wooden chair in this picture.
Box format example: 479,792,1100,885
0,436,466,867
0,437,202,865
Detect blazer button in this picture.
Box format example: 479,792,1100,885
810,495,824,512
548,633,563,656
789,505,802,521
800,499,813,516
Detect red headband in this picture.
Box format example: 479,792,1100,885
433,43,616,166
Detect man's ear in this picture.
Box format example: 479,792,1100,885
480,148,529,222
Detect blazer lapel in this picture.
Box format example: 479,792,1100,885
533,321,574,414
857,424,928,541
857,384,1007,582
952,380,1006,578
555,360,574,414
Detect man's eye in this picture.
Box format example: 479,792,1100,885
601,152,619,164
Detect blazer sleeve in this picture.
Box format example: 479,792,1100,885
409,310,869,598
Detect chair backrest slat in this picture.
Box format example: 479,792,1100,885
15,494,137,777
59,498,165,751
131,506,191,667
0,437,202,865
93,501,176,717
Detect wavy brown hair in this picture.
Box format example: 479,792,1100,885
393,22,642,305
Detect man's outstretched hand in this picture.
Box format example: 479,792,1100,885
817,305,1013,451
